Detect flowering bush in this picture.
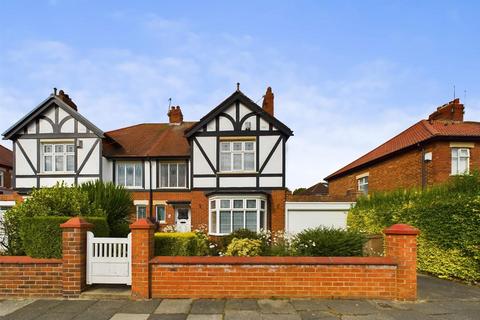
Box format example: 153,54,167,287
225,238,263,257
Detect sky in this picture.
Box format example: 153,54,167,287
1,0,479,189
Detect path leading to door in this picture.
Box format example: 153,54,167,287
0,274,479,320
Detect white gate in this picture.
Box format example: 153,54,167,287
86,231,132,285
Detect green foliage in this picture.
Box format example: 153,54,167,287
225,238,263,257
348,173,480,282
19,216,109,258
4,182,105,255
80,181,133,237
292,227,367,256
292,188,307,195
154,232,208,256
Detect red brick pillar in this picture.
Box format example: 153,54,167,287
130,218,155,300
60,217,93,298
384,224,420,301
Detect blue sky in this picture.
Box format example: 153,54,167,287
1,1,479,189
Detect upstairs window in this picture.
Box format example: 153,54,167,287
159,162,187,188
357,176,368,194
219,141,255,172
452,148,470,175
117,162,143,188
41,143,75,173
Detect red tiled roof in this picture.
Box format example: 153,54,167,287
0,145,13,168
325,120,480,180
102,122,196,158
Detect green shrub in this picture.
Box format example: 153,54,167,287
19,216,109,258
80,181,133,236
348,173,480,282
4,182,105,255
292,227,367,256
225,238,263,257
154,232,208,256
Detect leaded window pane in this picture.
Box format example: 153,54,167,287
135,163,143,187
178,163,186,187
244,153,254,170
126,165,134,186
160,164,169,187
55,145,63,153
169,164,177,188
246,200,256,208
220,211,231,234
233,154,242,170
55,155,64,171
210,210,217,233
117,163,125,186
233,200,243,208
44,156,52,172
233,211,244,231
220,200,230,208
66,155,75,171
245,211,257,231
220,153,231,171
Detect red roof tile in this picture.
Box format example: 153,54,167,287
103,122,196,158
325,120,480,180
0,145,13,168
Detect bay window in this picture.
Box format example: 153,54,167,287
219,141,255,172
209,196,267,235
41,142,75,173
117,161,143,188
451,148,470,175
159,162,187,188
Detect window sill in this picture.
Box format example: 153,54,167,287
217,171,257,175
38,172,76,175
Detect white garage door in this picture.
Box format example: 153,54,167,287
285,202,354,234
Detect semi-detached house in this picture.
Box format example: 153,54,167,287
2,87,293,235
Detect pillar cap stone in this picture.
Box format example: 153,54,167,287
130,218,155,230
60,216,93,229
384,223,420,235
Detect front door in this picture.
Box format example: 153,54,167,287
175,207,191,232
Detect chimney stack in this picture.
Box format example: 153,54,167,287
56,89,78,111
262,87,274,116
428,98,464,122
168,106,183,124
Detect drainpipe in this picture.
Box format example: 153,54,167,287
149,158,153,219
421,145,427,190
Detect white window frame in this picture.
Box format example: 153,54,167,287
357,176,368,194
116,161,143,188
208,195,267,235
219,141,256,173
41,142,75,173
159,162,187,189
451,148,470,175
0,170,4,187
155,205,166,223
136,205,147,220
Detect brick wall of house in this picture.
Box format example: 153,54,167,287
270,189,287,232
0,257,62,297
328,140,480,197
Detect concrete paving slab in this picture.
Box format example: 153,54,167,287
109,314,150,320
225,310,261,320
298,310,339,319
290,299,330,311
261,314,301,320
72,300,125,320
381,309,436,320
185,315,222,320
147,314,188,320
408,301,454,315
342,315,395,320
225,299,258,310
0,299,35,316
258,299,296,314
118,300,161,314
5,299,63,320
325,300,377,315
155,299,193,314
417,274,480,301
35,312,78,320
49,300,97,313
190,299,225,314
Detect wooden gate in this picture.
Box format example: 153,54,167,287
86,231,132,285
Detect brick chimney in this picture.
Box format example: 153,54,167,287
428,98,464,122
168,106,183,124
262,87,274,116
56,89,78,111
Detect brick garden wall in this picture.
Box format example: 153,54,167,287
0,256,62,297
150,256,398,299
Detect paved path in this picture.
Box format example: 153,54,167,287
0,275,478,320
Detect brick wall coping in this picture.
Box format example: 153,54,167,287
0,256,62,264
59,216,93,229
150,256,397,266
384,223,420,235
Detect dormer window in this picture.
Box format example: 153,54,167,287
219,140,255,172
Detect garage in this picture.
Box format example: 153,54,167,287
285,201,354,234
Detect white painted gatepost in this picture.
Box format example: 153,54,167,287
86,231,132,285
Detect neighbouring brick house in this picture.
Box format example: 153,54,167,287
2,86,293,234
325,98,480,197
0,145,13,193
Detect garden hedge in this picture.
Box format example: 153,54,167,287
154,232,208,256
348,173,480,282
20,216,109,259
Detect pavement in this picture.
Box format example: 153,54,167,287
0,275,478,320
